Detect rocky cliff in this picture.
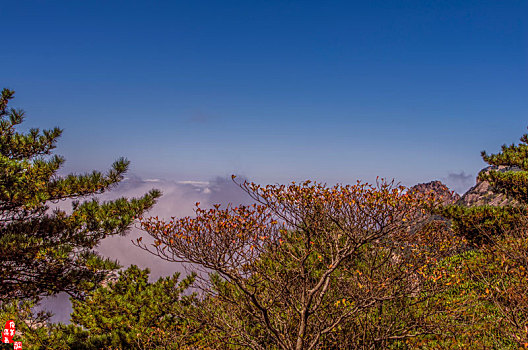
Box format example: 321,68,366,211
410,180,460,205
458,166,521,207
411,166,522,208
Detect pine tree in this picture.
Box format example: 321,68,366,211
441,130,528,245
0,88,161,302
0,267,201,349
65,266,198,349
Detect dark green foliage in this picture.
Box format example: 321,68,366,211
441,205,527,245
0,88,161,301
440,130,528,245
62,265,199,349
479,133,528,204
481,133,528,172
0,266,202,350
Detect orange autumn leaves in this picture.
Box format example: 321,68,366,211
139,202,275,268
138,178,440,270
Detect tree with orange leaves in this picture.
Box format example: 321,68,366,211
138,178,450,350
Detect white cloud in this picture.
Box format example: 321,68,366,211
443,171,474,194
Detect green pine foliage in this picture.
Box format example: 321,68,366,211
62,265,199,349
0,88,161,302
480,134,528,203
440,131,528,245
442,205,527,245
0,266,203,350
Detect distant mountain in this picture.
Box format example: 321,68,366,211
410,180,460,205
410,166,523,209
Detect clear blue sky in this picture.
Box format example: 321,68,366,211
2,1,527,191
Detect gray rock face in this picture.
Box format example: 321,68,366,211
458,166,521,207
410,180,460,205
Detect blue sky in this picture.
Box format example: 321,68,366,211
2,0,527,192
